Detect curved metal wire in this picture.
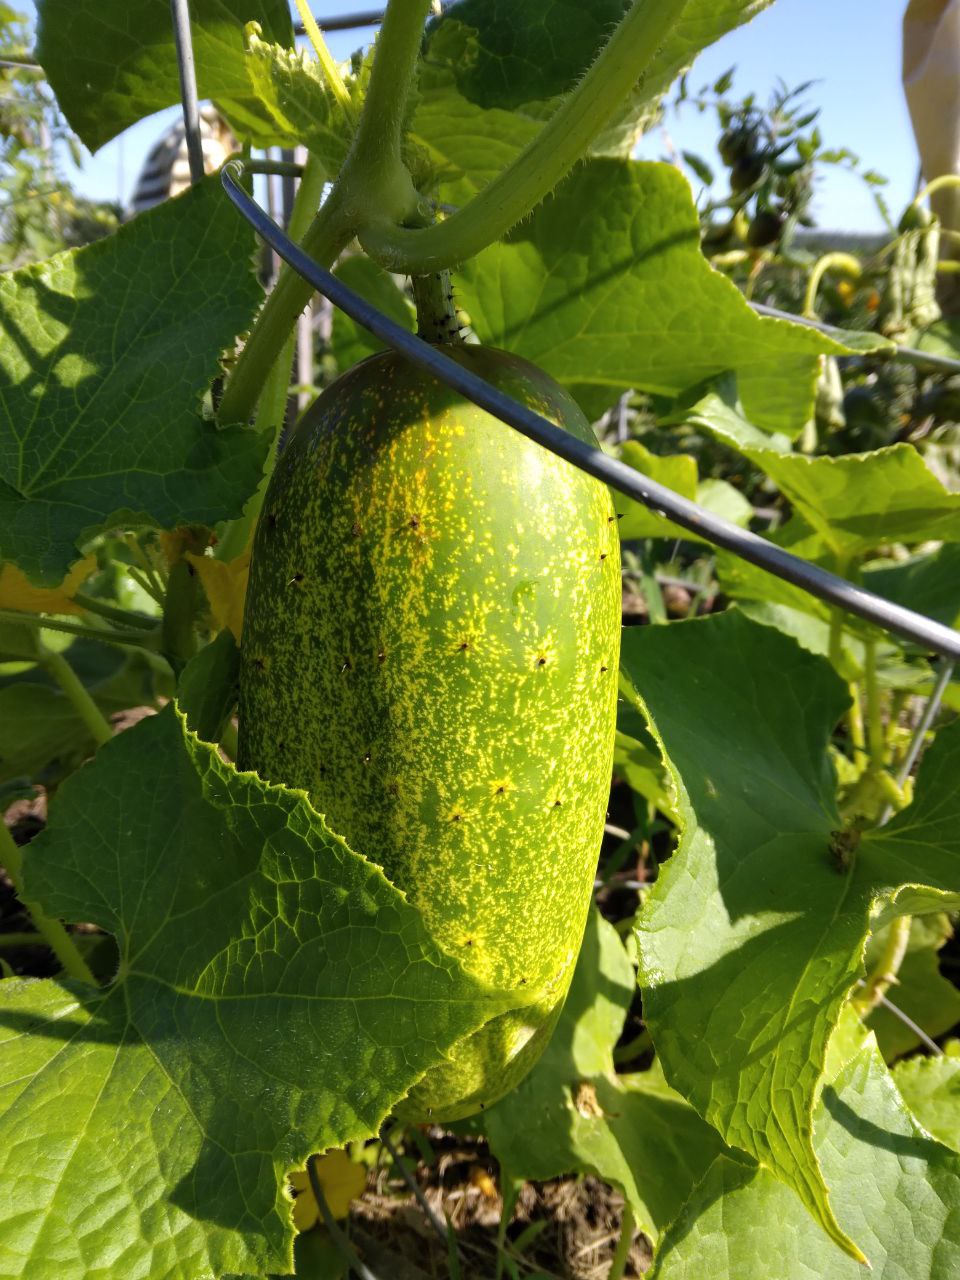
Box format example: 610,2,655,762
220,161,960,665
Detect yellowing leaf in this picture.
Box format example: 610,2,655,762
287,1150,367,1231
0,557,95,616
186,551,250,643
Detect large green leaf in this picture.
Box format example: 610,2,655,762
35,0,293,152
894,1046,960,1154
481,909,725,1241
0,178,269,584
0,708,515,1279
625,612,960,1256
454,160,887,433
686,387,960,557
615,439,752,539
240,25,356,165
651,1026,960,1277
419,0,776,172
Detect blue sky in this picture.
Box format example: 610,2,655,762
24,0,918,230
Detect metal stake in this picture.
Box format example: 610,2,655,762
169,0,205,186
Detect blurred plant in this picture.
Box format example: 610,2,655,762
0,4,118,268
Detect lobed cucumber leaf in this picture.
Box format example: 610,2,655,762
35,0,293,152
0,707,516,1280
624,611,960,1257
0,177,269,584
651,1020,960,1277
893,1047,960,1154
686,386,960,556
454,161,891,435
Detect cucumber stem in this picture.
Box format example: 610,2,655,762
411,271,463,344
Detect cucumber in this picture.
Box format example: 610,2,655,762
238,346,621,1121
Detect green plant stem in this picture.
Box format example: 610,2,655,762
0,608,155,650
217,185,351,429
216,330,297,563
72,591,158,630
847,683,866,761
0,931,50,947
0,822,95,984
126,564,166,606
349,0,432,174
802,251,861,318
359,0,688,271
39,643,113,746
876,769,907,813
608,1203,636,1280
827,609,844,669
863,640,885,772
855,914,911,1014
292,0,352,109
216,153,331,560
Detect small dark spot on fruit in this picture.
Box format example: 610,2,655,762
409,514,421,530
340,658,352,673
519,977,527,985
600,664,609,674
377,649,386,663
479,1102,485,1110
465,938,474,946
252,656,267,671
495,786,505,795
318,764,327,776
553,798,563,808
266,512,278,529
458,641,470,651
451,812,463,822
536,655,547,667
599,552,608,561
617,513,624,520
352,522,362,537
608,515,616,523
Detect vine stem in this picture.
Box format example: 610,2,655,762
359,0,689,272
802,252,861,318
292,0,352,110
71,591,158,631
217,185,351,428
863,640,885,772
0,822,95,984
0,608,155,650
855,914,911,1014
216,152,331,558
608,1203,636,1280
40,644,113,747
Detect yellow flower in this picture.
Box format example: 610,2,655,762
287,1150,367,1232
186,551,250,644
0,557,95,616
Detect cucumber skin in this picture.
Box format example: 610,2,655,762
238,347,621,1121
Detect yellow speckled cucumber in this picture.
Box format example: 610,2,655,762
238,346,621,1121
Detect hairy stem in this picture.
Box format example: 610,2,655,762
40,644,113,747
72,591,158,630
0,608,155,650
0,822,95,985
349,0,433,176
292,0,352,110
217,184,351,429
864,640,886,772
856,914,911,1014
359,0,688,271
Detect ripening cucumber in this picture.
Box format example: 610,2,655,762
237,346,621,1121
